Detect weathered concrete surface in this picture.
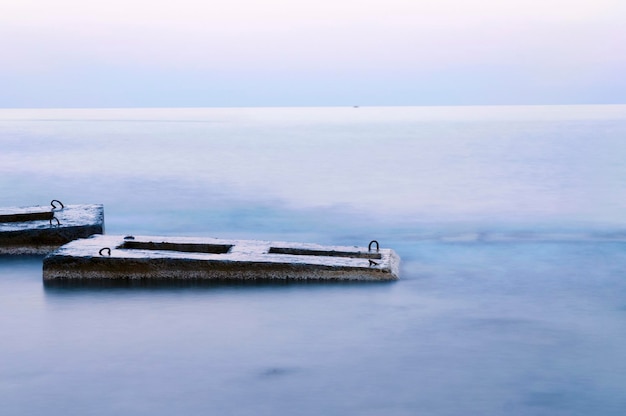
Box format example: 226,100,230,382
0,204,104,255
43,235,400,281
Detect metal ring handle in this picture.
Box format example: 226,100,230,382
368,240,379,252
51,200,65,210
99,247,111,256
49,217,60,226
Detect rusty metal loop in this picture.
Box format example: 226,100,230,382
368,240,379,252
99,247,111,256
369,259,379,267
124,235,135,240
49,217,60,227
50,200,65,210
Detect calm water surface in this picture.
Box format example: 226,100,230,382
1,106,626,415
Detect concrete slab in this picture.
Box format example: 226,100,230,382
0,202,104,255
43,235,400,281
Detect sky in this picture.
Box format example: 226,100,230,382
1,0,625,107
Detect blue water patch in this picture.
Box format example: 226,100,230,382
2,106,626,415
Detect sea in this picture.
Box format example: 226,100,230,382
1,105,626,415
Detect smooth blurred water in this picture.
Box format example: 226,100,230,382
2,106,626,415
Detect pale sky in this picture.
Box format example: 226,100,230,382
1,0,625,107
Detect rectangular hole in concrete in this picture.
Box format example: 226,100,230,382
269,247,382,259
119,241,233,254
0,211,54,223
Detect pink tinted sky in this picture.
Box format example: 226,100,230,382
1,0,625,107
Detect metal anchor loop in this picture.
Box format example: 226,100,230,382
368,240,379,252
50,200,65,210
49,217,60,227
99,247,111,256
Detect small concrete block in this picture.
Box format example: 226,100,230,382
0,204,104,255
43,235,400,281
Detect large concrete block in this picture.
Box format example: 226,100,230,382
0,202,104,255
43,235,400,281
